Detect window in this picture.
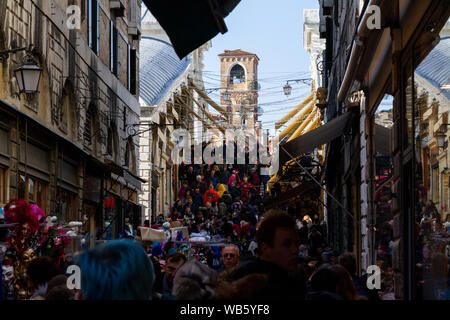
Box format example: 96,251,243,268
128,45,137,94
88,0,100,55
18,174,48,212
58,188,78,224
110,20,119,76
0,166,6,205
229,64,245,84
410,28,450,300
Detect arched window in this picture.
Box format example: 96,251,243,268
230,64,245,84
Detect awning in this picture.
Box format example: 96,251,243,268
143,0,241,59
275,93,313,130
278,112,353,172
189,79,229,119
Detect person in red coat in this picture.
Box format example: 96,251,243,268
204,184,220,204
241,176,256,203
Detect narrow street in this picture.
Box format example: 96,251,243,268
0,0,449,306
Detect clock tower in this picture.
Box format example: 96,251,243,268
218,50,259,129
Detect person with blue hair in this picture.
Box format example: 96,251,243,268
76,240,154,300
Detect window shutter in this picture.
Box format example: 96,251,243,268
130,48,137,95
127,43,131,90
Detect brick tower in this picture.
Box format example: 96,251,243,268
218,50,259,129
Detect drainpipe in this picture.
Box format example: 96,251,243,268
337,0,382,103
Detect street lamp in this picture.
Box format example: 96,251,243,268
283,83,292,96
436,124,450,148
14,59,43,94
283,78,312,96
437,131,446,148
0,44,42,95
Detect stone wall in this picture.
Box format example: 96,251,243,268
0,0,142,218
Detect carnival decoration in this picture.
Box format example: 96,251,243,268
2,199,71,299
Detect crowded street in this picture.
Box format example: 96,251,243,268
0,0,449,306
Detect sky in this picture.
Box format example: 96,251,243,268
201,0,320,134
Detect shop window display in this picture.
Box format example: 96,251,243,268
411,31,450,300
372,95,395,299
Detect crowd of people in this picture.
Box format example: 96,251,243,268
0,163,381,300
3,210,384,300
3,162,447,300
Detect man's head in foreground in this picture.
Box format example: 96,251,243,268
256,210,299,271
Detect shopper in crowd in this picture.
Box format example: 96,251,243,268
178,181,190,201
221,244,240,272
226,210,306,300
172,260,218,300
27,256,61,300
186,166,197,186
154,253,187,298
338,252,380,300
204,184,220,205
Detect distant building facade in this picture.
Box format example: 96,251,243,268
138,7,210,223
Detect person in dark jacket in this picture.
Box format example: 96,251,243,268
298,220,309,245
338,252,380,300
307,266,343,300
227,210,306,300
186,166,197,186
192,187,203,214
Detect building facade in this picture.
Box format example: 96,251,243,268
0,0,143,247
318,0,450,299
138,7,211,224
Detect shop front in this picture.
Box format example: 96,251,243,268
347,0,449,299
83,164,103,249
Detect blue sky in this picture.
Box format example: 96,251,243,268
201,0,320,134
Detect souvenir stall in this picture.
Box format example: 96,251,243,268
136,224,230,271
0,199,83,300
